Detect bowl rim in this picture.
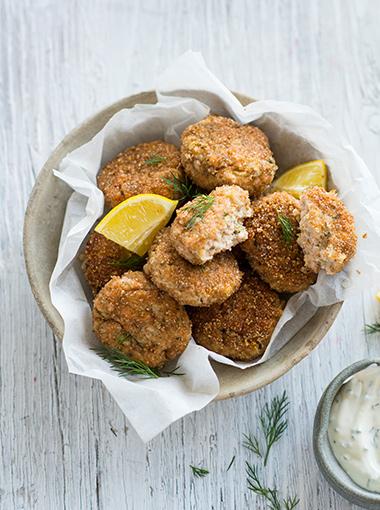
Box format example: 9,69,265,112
313,358,380,508
23,89,343,400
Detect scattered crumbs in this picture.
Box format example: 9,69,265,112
362,232,368,239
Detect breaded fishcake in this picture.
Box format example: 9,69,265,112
298,187,357,274
180,115,277,196
97,140,183,208
144,228,242,306
241,192,317,292
81,231,130,294
170,185,252,265
93,272,191,368
189,274,283,361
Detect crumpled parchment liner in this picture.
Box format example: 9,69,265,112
49,51,380,442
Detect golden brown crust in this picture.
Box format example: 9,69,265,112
189,274,283,361
97,140,183,208
298,187,357,274
93,272,191,368
81,232,129,295
241,192,317,292
144,228,242,306
180,115,277,196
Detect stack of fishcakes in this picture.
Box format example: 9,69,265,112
82,116,357,368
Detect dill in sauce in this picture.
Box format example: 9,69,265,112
328,364,380,493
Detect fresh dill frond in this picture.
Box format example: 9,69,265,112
246,462,281,510
110,253,146,270
226,455,236,472
162,174,201,201
184,194,214,229
161,366,185,377
246,462,299,510
284,495,300,510
277,214,294,246
190,465,209,478
92,345,184,379
259,391,290,466
365,322,380,334
116,332,134,345
242,433,262,458
144,154,167,165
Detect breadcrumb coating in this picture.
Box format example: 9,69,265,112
189,274,283,361
81,231,129,295
298,187,357,274
93,272,191,368
241,191,317,292
144,228,242,306
170,185,252,265
180,115,277,196
97,140,183,208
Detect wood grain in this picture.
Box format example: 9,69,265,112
1,0,379,508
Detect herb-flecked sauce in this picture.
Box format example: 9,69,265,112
328,364,380,493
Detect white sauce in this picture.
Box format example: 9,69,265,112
328,364,380,492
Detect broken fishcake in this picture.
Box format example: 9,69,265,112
170,185,252,265
298,187,357,274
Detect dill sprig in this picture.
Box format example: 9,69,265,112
184,194,214,229
277,214,294,246
243,433,262,458
284,496,300,510
162,174,201,202
226,455,236,472
246,462,299,510
260,391,290,466
244,392,289,466
365,322,380,334
116,332,134,345
110,253,146,270
246,462,281,509
92,345,184,379
144,154,167,166
190,465,209,478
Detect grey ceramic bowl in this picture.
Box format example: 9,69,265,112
314,359,380,509
23,90,342,400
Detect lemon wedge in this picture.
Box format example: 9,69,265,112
376,292,380,303
95,194,178,256
272,160,328,198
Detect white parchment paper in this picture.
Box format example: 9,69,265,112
49,51,380,442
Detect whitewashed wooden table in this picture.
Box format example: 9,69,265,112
1,1,380,508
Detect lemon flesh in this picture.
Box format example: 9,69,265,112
95,194,178,256
376,292,380,303
272,159,328,198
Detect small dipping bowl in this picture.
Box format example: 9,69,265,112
313,359,380,509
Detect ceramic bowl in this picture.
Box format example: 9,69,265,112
23,90,342,400
313,359,380,509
